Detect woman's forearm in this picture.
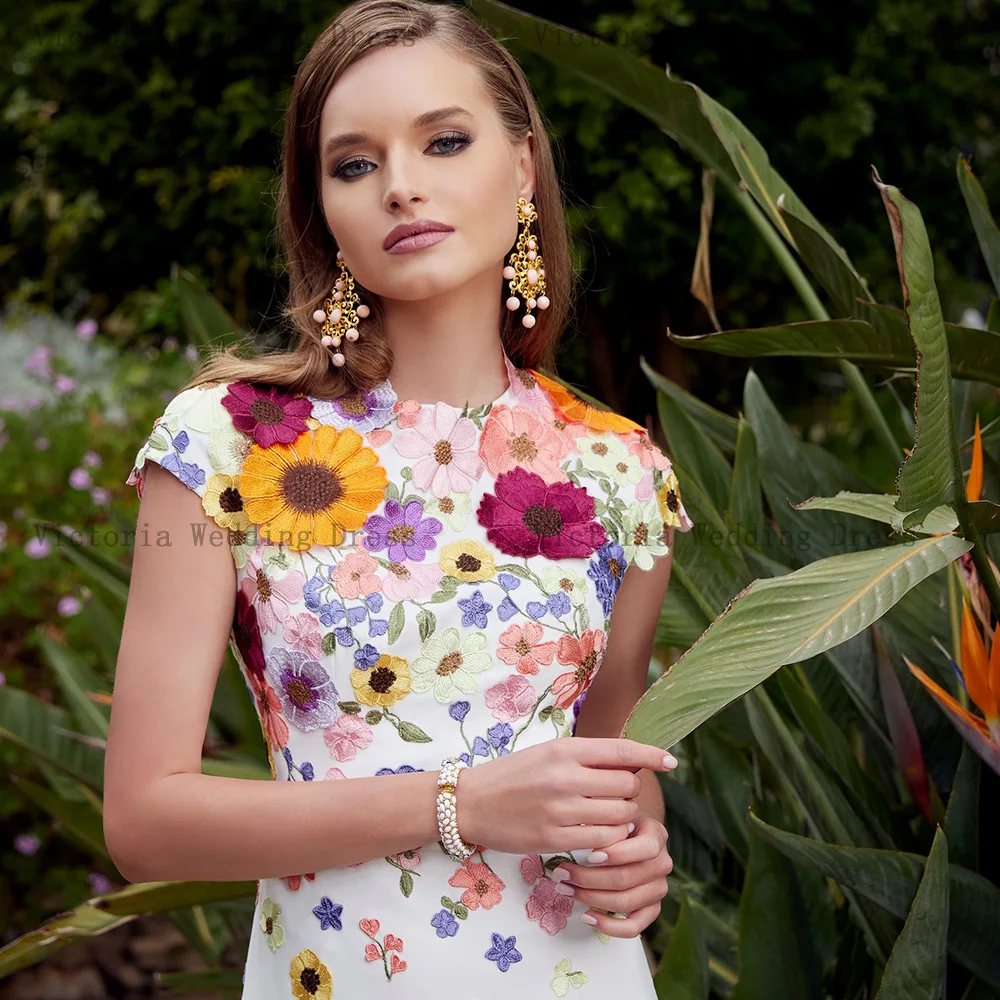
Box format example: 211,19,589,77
105,768,446,883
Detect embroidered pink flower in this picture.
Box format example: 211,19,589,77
485,673,539,722
525,876,574,934
325,767,347,780
477,467,607,559
248,671,289,750
241,554,304,633
551,630,606,710
392,398,423,429
281,871,316,891
368,426,392,447
221,382,313,448
281,612,324,660
479,403,569,484
324,712,374,761
628,429,673,471
332,549,383,599
394,405,485,498
496,621,558,675
389,849,422,871
380,560,445,603
635,469,656,502
448,861,506,910
520,854,545,884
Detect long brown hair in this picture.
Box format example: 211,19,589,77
183,0,577,400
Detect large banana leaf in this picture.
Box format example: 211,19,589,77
652,887,709,1000
957,154,1000,299
622,534,971,748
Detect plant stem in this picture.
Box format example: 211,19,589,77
957,508,1000,623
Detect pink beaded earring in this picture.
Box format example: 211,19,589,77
504,196,550,329
311,249,370,368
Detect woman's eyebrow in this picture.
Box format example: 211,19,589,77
322,106,475,161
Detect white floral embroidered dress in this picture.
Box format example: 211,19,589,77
126,348,693,999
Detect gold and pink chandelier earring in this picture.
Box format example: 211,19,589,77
504,196,549,329
312,249,370,368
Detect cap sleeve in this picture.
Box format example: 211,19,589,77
126,381,244,510
622,429,694,572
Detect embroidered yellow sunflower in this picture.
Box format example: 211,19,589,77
203,472,250,532
289,948,332,999
351,654,413,707
528,369,644,434
439,539,496,582
656,468,685,529
239,425,388,552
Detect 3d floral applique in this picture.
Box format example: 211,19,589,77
477,467,608,559
362,498,443,562
394,405,487,498
222,383,314,448
312,896,344,931
241,549,306,633
289,947,333,999
580,432,645,490
259,897,286,952
385,847,423,897
439,539,496,582
526,878,575,935
282,872,317,892
410,626,492,703
247,669,289,752
324,712,374,761
233,589,267,680
448,859,506,911
621,498,669,570
484,673,538,722
550,957,589,995
551,630,607,710
430,905,463,938
485,931,523,972
201,472,250,532
495,621,557,675
349,652,413,708
657,466,693,531
360,918,407,979
479,401,570,483
265,647,339,731
308,380,397,434
239,425,388,552
587,541,628,617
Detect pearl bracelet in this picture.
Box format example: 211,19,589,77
437,756,476,863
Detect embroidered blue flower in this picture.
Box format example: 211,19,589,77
449,701,471,722
497,595,519,621
161,452,206,491
588,541,628,617
354,644,381,670
497,572,522,591
312,896,343,931
431,909,460,938
300,761,314,781
458,589,492,628
472,735,490,757
526,600,548,620
547,591,571,617
375,764,424,775
485,932,522,971
488,723,513,751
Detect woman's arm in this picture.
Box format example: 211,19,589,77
105,463,444,883
571,526,676,825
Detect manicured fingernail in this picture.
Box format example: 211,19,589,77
554,882,575,896
587,850,608,864
552,867,572,881
581,913,598,925
627,822,635,834
663,754,678,769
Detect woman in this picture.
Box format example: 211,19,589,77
105,1,694,996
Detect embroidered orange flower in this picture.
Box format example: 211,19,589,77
448,860,506,910
528,369,645,434
496,621,558,675
238,425,388,552
551,630,607,709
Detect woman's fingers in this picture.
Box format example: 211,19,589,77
581,901,663,938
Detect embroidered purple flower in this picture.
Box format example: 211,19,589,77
449,701,471,722
309,380,397,433
221,382,313,448
354,643,381,670
265,647,338,732
488,722,513,752
160,430,206,491
313,896,344,930
571,690,589,735
362,498,442,562
375,764,424,775
457,589,493,628
485,932,523,972
588,540,628,616
431,909,460,938
477,467,607,559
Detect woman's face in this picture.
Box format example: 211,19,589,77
317,37,533,303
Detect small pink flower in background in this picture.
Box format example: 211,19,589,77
485,674,537,722
69,467,92,490
25,345,53,380
1,394,19,410
82,451,102,468
520,854,545,884
34,437,49,450
185,344,199,362
324,712,374,761
162,337,178,352
14,833,41,856
0,671,5,686
54,375,76,395
87,872,113,895
90,487,110,506
58,596,83,617
25,536,50,559
525,877,574,934
75,318,98,341
24,395,42,410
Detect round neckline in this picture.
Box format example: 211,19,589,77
389,376,516,413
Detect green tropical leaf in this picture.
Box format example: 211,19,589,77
944,744,980,872
653,887,708,1000
728,417,763,537
35,631,110,738
957,154,1000,298
11,775,108,857
173,265,246,351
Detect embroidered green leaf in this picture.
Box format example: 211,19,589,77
429,589,452,604
387,602,405,644
384,480,400,502
417,608,436,642
550,707,566,726
453,903,469,920
399,466,413,481
397,721,433,743
322,633,337,656
441,895,454,909
364,711,382,726
539,706,553,722
337,701,362,714
399,872,413,897
496,563,531,579
147,432,169,452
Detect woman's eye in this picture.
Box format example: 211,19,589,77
330,132,471,181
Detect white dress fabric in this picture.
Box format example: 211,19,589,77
126,347,693,999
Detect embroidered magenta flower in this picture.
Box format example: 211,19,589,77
496,621,558,675
485,673,539,722
448,861,506,910
233,589,266,680
394,406,485,498
520,854,545,885
241,552,305,633
477,467,607,559
331,549,383,599
221,382,313,448
324,712,374,761
551,629,607,710
281,612,324,660
479,403,570,484
525,876,574,934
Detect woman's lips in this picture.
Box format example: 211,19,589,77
385,230,454,254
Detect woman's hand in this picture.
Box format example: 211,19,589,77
551,815,673,938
